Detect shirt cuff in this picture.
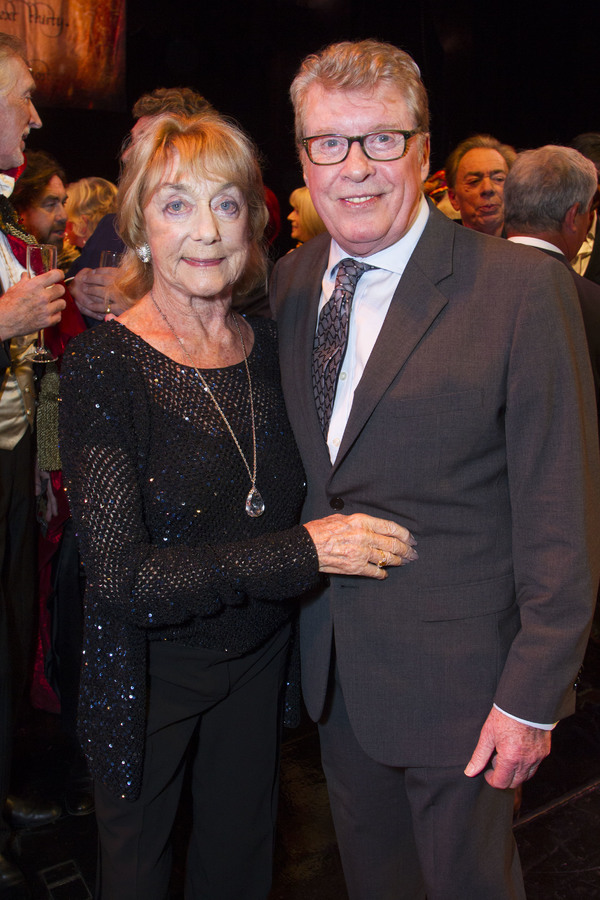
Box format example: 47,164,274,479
493,703,556,731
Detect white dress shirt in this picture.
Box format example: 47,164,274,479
320,194,429,463
507,234,564,258
0,174,27,290
0,173,37,447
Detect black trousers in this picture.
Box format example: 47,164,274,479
94,624,291,900
0,429,37,851
47,517,86,743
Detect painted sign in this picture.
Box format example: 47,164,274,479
1,0,126,109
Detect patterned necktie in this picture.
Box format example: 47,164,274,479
312,257,374,436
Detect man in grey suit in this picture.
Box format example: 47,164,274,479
270,39,600,898
504,144,600,421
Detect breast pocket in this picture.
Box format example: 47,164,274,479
385,388,483,420
378,389,484,482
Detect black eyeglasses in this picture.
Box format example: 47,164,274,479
301,130,421,165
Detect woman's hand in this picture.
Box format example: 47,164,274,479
304,513,418,580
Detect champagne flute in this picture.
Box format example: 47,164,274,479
99,250,122,267
26,244,58,363
98,250,122,319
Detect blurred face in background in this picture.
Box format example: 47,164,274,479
20,174,68,248
448,148,509,236
287,205,310,243
65,216,89,249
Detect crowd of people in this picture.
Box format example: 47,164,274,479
0,29,599,900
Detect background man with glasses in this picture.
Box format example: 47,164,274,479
270,39,600,897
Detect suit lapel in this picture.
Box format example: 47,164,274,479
334,206,455,468
284,240,333,468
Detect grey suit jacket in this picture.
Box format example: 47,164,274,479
271,204,600,768
537,246,600,423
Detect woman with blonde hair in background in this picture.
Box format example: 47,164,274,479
287,185,326,247
64,177,118,264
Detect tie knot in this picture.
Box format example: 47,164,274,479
336,257,375,289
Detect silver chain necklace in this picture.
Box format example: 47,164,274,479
150,291,265,518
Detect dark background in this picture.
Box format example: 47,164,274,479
24,0,600,253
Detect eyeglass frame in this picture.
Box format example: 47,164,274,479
301,129,421,166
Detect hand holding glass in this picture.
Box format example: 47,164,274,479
100,250,122,267
26,244,58,363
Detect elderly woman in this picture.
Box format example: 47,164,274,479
59,113,416,899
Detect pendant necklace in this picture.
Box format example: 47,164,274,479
150,291,265,517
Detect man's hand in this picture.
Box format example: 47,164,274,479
464,706,551,789
0,270,65,341
70,267,125,320
35,464,58,523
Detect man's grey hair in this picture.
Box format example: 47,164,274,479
290,39,429,146
0,33,28,93
504,145,598,233
445,134,516,189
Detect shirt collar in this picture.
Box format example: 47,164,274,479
326,193,430,278
0,174,15,199
507,235,564,255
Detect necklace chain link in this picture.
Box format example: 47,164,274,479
150,291,265,517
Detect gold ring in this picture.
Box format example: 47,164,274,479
105,304,111,315
377,551,386,569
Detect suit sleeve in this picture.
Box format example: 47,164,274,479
269,257,281,320
494,258,600,723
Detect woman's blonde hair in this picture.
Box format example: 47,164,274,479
289,186,327,242
116,113,268,303
66,177,118,244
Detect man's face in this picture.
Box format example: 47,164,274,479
0,56,41,170
20,175,68,248
448,148,509,236
300,83,430,257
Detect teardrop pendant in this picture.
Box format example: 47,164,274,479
246,486,265,518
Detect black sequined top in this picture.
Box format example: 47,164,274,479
59,317,319,799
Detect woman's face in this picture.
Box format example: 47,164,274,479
65,216,89,249
287,206,308,243
144,155,250,303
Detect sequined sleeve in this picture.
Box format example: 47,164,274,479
59,325,319,629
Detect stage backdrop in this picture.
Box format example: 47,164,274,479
1,0,126,109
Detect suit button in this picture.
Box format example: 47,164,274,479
330,497,344,510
